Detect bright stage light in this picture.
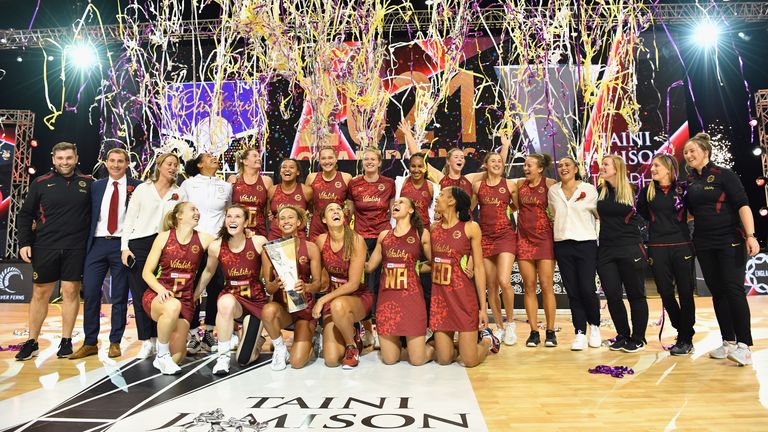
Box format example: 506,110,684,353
27,166,36,175
693,21,720,49
753,147,764,156
66,43,99,69
760,208,768,218
757,177,767,188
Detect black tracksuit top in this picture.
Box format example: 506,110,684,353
636,181,690,245
596,183,642,247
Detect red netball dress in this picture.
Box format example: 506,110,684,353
375,227,427,336
348,175,395,239
274,237,317,323
218,239,268,319
399,177,433,227
439,175,473,197
232,175,269,237
142,229,205,323
429,221,479,332
268,184,309,241
477,179,517,257
320,236,374,316
309,172,348,240
517,180,555,260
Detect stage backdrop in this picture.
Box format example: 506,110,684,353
0,126,15,256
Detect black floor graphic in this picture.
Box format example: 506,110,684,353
4,353,272,432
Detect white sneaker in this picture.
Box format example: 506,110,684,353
492,327,505,341
503,322,517,346
571,333,587,351
588,325,602,348
709,341,736,359
152,354,181,375
212,354,231,375
136,340,155,359
271,345,289,371
230,333,239,351
727,343,753,366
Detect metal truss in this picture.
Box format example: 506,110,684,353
0,110,34,259
0,3,766,50
756,90,768,210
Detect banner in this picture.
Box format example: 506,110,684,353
0,126,15,256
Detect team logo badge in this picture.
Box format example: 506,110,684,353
79,180,87,187
407,236,416,244
246,251,256,260
422,190,429,197
538,187,545,193
453,230,462,239
707,175,715,183
256,185,264,191
294,194,302,201
335,181,342,189
33,271,38,281
378,184,386,191
299,256,308,265
192,245,200,254
648,258,654,266
499,187,506,194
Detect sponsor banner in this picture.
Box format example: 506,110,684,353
745,252,768,295
0,261,34,303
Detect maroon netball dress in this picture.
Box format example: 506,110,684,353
439,175,473,197
429,221,479,332
375,227,427,336
399,177,432,227
348,175,396,239
232,175,269,237
516,179,555,260
142,229,205,323
268,183,309,241
274,237,317,323
477,179,517,257
218,239,268,319
309,172,348,241
320,236,374,316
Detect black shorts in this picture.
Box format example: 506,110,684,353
32,248,86,284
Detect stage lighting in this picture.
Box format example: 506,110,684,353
757,177,767,187
760,208,768,217
750,119,759,127
693,20,720,49
27,166,36,175
30,139,38,148
16,56,22,62
65,43,99,69
753,147,764,156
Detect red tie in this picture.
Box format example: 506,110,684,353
107,181,119,234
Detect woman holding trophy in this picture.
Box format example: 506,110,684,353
197,205,269,375
261,206,323,371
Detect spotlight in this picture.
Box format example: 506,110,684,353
693,20,720,49
27,166,36,175
30,139,38,148
753,147,764,156
0,38,7,44
65,42,99,69
760,207,768,217
750,119,759,127
757,177,767,187
16,56,22,62
47,55,54,61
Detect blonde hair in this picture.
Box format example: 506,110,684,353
442,148,464,175
686,132,712,158
150,153,180,183
599,155,634,206
647,154,679,202
322,203,359,261
163,201,191,231
236,148,260,175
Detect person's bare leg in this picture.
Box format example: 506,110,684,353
28,283,56,340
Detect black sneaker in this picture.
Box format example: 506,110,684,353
15,339,39,361
621,338,646,353
544,330,557,347
201,331,218,353
526,331,540,347
609,335,628,351
670,341,694,356
57,338,73,358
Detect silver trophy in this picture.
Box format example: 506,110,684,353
264,236,308,313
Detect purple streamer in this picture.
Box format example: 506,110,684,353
589,365,635,378
658,19,704,131
0,344,23,352
28,0,41,31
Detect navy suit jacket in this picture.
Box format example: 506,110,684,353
87,177,143,253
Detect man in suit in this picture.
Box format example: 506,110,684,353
70,148,142,359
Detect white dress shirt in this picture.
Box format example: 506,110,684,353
548,181,599,242
95,175,127,237
181,174,232,236
121,182,187,251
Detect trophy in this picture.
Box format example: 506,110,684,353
264,236,308,313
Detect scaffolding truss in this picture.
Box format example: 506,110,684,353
0,110,34,259
756,90,768,210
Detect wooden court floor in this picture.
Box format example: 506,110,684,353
1,296,767,431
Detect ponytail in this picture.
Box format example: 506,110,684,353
163,202,188,231
450,187,472,222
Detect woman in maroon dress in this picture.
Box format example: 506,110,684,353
516,154,558,348
306,146,352,241
262,206,323,370
197,205,269,375
365,197,434,365
398,153,434,226
472,149,518,346
431,187,499,368
267,158,313,240
228,148,273,237
142,202,214,375
314,202,374,369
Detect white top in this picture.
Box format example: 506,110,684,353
181,174,232,236
95,175,127,237
121,182,187,250
548,181,599,242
